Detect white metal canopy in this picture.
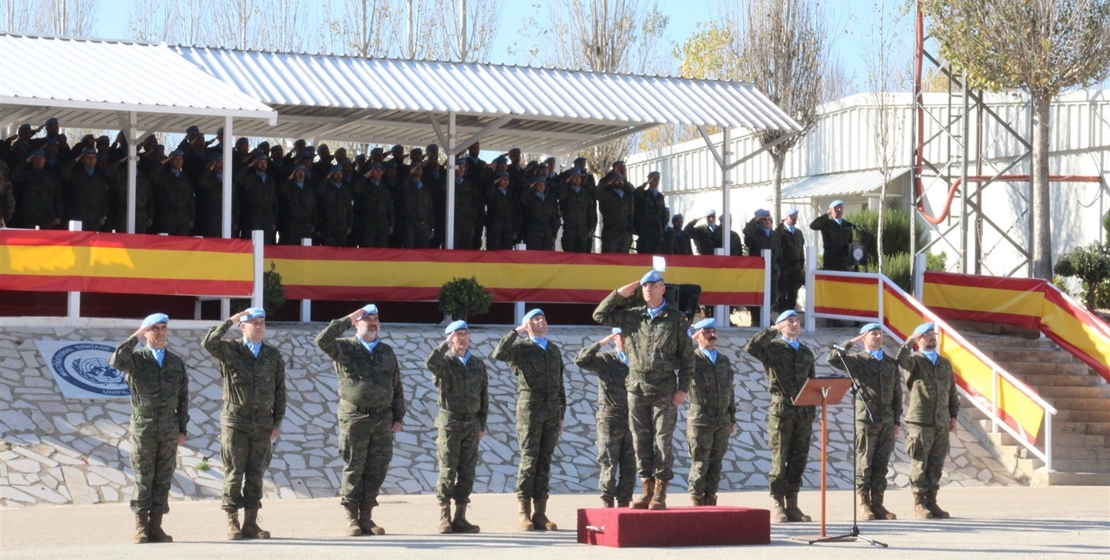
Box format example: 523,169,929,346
779,168,911,200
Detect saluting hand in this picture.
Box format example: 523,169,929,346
347,308,365,326
230,310,249,324
616,280,640,298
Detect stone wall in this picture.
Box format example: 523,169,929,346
0,320,1018,507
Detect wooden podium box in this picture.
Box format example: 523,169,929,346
576,506,771,548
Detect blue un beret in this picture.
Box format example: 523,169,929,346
755,209,771,218
785,208,799,217
141,313,169,329
913,323,935,336
328,165,343,175
359,304,379,319
444,320,469,335
492,156,508,165
640,270,663,285
647,171,660,180
523,308,544,322
612,327,622,335
81,147,98,155
687,317,716,337
573,157,587,165
240,307,266,322
859,322,882,335
775,310,798,324
531,175,546,185
829,199,844,210
455,157,467,166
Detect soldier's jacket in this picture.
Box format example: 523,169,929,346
519,190,560,242
316,180,354,235
236,168,279,233
108,336,189,437
60,161,110,228
451,178,481,249
597,183,635,235
492,330,567,419
828,342,903,424
592,291,695,397
314,318,406,422
276,180,317,242
194,170,240,238
743,219,781,270
897,340,959,427
11,165,63,227
148,166,195,233
0,165,12,224
632,187,667,243
425,341,489,431
573,342,630,417
688,348,737,427
661,225,692,255
775,222,806,273
683,222,721,256
808,214,856,271
354,179,394,227
744,328,816,418
202,319,287,430
104,161,154,234
401,176,435,227
484,185,520,235
559,184,597,234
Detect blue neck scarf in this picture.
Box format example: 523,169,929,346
359,337,380,355
535,192,545,201
84,167,96,177
923,351,938,364
617,350,628,365
150,347,165,367
456,349,471,365
244,339,261,357
783,337,800,350
701,347,718,363
646,302,665,319
787,224,795,233
869,349,884,361
530,337,548,350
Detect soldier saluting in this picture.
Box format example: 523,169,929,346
108,313,189,544
574,328,634,508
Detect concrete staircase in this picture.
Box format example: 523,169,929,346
964,334,1110,486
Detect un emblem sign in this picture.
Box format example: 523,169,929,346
36,340,131,400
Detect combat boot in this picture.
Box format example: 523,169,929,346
871,489,897,520
242,508,270,539
452,500,480,534
225,509,243,540
648,480,669,510
913,493,933,519
857,490,876,521
784,494,811,522
344,504,363,536
437,502,453,533
133,511,150,544
617,500,630,508
517,498,536,531
601,496,615,508
706,495,718,506
360,505,386,535
771,495,788,523
148,511,173,543
532,499,558,531
691,495,703,506
926,492,950,519
630,478,655,509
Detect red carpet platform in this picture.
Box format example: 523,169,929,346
576,506,771,548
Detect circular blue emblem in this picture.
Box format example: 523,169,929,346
51,343,130,396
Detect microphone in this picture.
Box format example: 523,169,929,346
829,342,848,352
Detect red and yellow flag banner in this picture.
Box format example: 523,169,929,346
813,273,881,318
1,230,253,296
924,271,1110,384
883,282,1046,445
265,246,766,305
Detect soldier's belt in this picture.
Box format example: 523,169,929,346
689,404,728,415
132,406,172,416
223,402,272,417
343,402,392,415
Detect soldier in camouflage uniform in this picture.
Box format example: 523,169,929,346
558,169,597,253
775,208,806,312
401,163,435,248
492,309,566,531
484,171,519,250
897,322,959,519
597,167,635,253
425,320,488,534
11,149,63,229
276,164,316,244
202,308,287,540
828,323,903,521
148,150,195,236
519,176,560,251
744,310,815,522
314,305,406,536
592,270,694,510
633,171,667,255
574,328,634,508
686,318,736,506
108,313,189,544
808,200,857,271
61,147,110,231
353,163,394,247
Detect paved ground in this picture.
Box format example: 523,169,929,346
2,487,1107,559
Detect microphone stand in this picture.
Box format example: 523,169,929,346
811,345,888,548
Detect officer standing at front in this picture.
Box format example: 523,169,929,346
314,305,406,536
202,308,287,540
108,313,189,544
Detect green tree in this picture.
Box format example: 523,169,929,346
1054,242,1110,310
919,0,1110,280
437,276,493,321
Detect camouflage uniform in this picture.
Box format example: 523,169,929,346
202,320,287,512
897,340,959,494
574,342,634,504
687,348,736,502
316,180,354,247
450,177,482,250
314,319,406,508
483,185,520,250
148,166,195,236
828,342,902,495
11,165,64,229
519,190,560,251
559,184,597,253
237,168,279,244
633,187,667,255
194,169,240,238
425,341,489,504
808,214,856,271
353,179,394,248
592,292,694,482
61,161,110,230
105,162,154,234
276,181,317,244
492,330,566,501
744,328,816,498
108,336,189,515
400,177,435,248
597,181,635,253
775,222,806,311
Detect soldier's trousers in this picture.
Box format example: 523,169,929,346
687,422,730,499
601,231,633,254
220,424,272,510
561,230,593,253
436,419,481,504
777,268,803,311
596,411,635,503
338,407,395,507
403,223,432,248
358,227,391,248
317,230,349,247
856,421,896,493
768,413,813,497
129,421,178,514
905,423,949,493
524,234,554,251
635,235,661,255
628,392,678,481
486,225,515,250
515,404,561,500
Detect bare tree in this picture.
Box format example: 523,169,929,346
1,0,36,33
35,0,97,37
328,0,398,57
861,0,910,272
436,0,501,62
921,0,1110,280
